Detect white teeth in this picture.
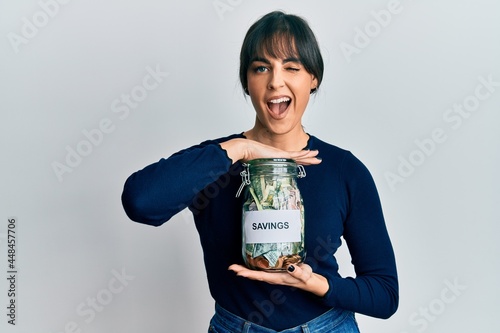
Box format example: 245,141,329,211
269,97,291,104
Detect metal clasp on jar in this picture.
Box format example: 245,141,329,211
297,165,306,178
236,163,250,198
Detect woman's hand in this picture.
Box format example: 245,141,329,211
220,138,322,165
228,263,329,297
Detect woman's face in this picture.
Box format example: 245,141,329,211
246,53,317,137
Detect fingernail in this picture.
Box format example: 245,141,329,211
316,157,322,161
287,265,295,272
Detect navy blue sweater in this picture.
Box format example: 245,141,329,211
121,133,398,330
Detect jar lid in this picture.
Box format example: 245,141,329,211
247,158,297,166
236,159,306,197
247,158,305,177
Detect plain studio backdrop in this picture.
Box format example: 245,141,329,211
1,1,499,332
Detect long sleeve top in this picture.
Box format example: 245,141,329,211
121,133,398,330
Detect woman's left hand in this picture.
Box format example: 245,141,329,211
228,263,329,297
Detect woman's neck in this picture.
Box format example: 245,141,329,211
244,125,309,151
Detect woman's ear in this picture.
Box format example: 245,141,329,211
310,77,318,94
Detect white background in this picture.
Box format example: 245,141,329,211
1,0,499,332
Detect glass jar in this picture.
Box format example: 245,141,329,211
237,158,306,271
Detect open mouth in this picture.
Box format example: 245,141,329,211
267,97,291,118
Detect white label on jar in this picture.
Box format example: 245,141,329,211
243,210,302,244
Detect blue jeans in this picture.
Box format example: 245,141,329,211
208,303,360,333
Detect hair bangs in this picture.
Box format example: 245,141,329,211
253,31,299,62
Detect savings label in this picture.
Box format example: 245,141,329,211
243,210,301,244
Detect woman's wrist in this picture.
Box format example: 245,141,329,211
306,273,330,297
220,139,246,164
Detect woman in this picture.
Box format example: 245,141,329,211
122,11,398,333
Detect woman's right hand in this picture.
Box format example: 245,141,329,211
220,138,321,165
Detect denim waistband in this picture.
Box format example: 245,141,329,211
211,303,357,333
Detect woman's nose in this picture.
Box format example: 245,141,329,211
267,70,285,90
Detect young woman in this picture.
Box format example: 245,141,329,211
122,11,398,333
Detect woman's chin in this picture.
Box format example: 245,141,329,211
262,122,302,137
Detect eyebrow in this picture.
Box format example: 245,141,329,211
250,56,302,64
